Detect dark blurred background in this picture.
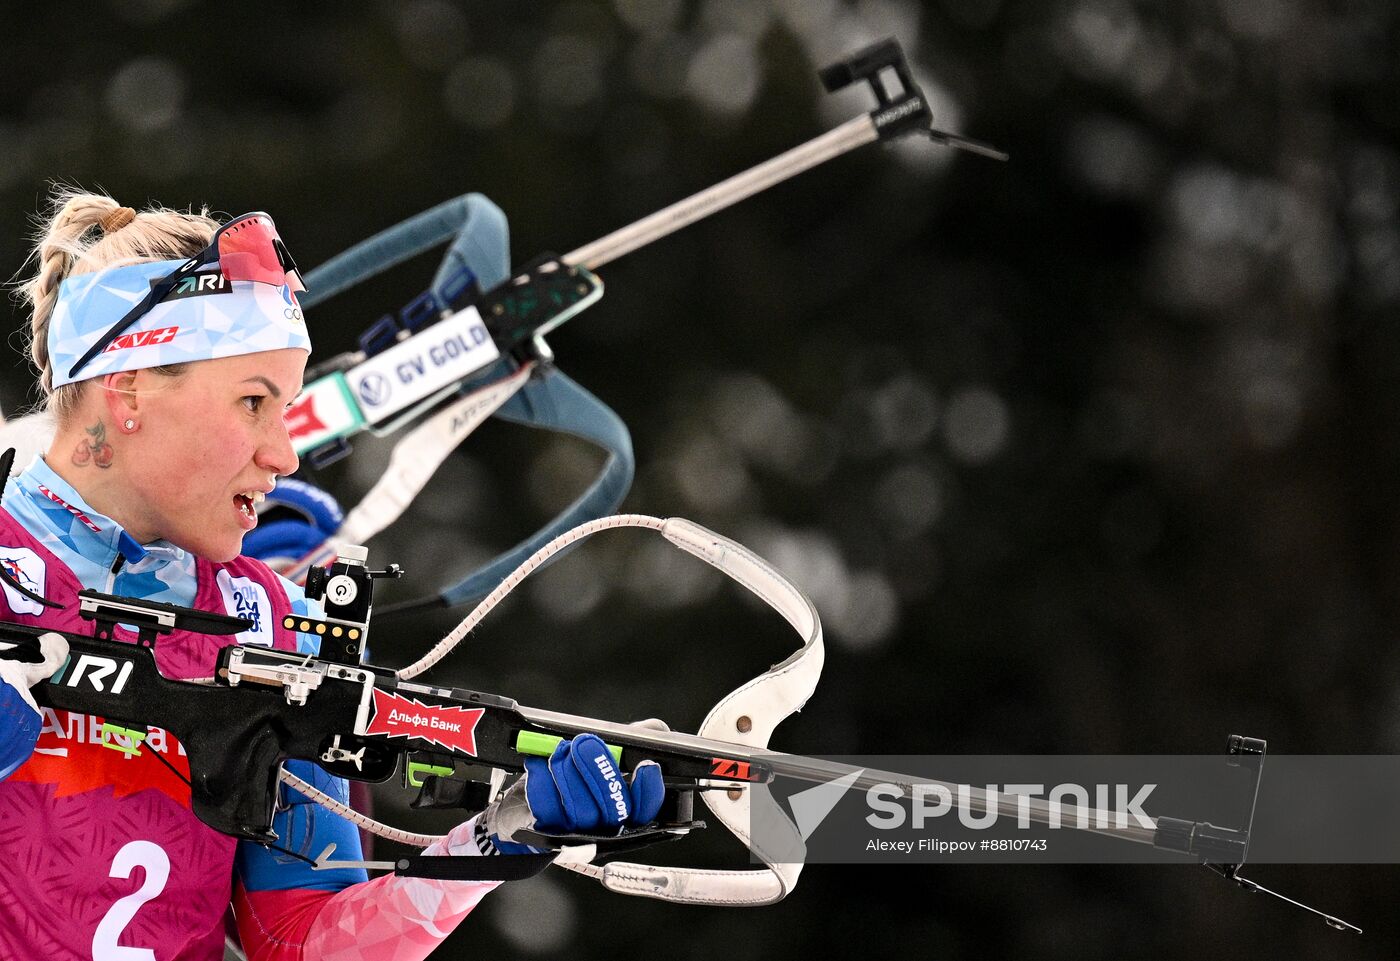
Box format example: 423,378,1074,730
3,1,1398,957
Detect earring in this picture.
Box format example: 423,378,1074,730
123,419,136,432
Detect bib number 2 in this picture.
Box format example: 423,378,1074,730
92,840,170,961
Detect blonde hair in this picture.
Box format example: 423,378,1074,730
14,188,220,420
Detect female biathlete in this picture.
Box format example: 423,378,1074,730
0,192,662,961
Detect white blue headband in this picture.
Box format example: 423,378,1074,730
48,259,312,389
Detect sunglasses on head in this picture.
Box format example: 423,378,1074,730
67,212,306,380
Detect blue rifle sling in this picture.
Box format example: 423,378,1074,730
301,194,634,612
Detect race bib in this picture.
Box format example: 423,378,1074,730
216,570,273,647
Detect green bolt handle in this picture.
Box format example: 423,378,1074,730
515,730,622,765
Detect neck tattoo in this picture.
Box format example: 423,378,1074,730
72,419,115,469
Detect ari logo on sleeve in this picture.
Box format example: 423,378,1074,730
0,547,47,616
216,570,273,647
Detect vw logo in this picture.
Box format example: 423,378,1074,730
358,373,391,408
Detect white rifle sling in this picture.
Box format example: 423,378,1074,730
281,364,532,584
550,518,824,906
337,364,531,546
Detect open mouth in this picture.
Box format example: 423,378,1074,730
234,490,266,527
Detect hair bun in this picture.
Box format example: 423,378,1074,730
100,206,136,235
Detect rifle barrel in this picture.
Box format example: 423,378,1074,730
564,114,878,271
516,704,1159,847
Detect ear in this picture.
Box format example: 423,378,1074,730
101,370,142,424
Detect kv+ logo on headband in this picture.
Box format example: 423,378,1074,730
57,210,309,384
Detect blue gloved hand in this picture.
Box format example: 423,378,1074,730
483,733,666,854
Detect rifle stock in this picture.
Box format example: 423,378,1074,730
2,616,766,843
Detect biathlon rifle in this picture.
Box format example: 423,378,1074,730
0,500,1361,926
270,39,1009,613
292,37,1005,464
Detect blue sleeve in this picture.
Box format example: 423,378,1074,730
274,571,327,656
234,758,369,891
0,679,40,781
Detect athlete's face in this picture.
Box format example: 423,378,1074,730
118,350,304,562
